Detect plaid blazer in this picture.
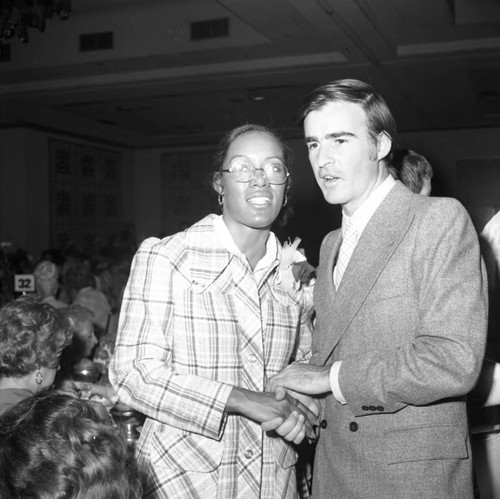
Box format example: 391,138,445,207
110,215,313,499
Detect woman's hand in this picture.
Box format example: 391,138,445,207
226,387,318,444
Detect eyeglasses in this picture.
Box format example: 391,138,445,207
222,158,289,185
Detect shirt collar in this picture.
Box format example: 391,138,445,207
213,215,278,272
342,174,395,236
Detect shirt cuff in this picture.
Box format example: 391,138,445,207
330,361,347,404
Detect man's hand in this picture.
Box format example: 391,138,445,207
266,363,332,395
261,412,308,444
226,387,317,443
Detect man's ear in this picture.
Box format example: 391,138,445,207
377,132,392,161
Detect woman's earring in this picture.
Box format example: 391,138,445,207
283,194,288,207
35,368,43,385
218,192,224,206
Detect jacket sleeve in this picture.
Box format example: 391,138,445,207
109,238,232,440
339,199,488,416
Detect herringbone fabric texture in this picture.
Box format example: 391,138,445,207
334,221,358,289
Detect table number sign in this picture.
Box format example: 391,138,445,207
14,274,35,293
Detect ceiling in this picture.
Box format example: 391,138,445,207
0,0,500,148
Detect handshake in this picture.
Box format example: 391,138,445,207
226,363,327,445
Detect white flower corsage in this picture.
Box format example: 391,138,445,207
276,237,316,297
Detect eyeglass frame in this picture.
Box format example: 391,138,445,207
221,160,290,185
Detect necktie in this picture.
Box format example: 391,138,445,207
334,221,358,289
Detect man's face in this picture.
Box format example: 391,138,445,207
304,101,389,216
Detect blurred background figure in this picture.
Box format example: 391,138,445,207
57,304,98,381
0,297,71,415
470,209,500,499
33,260,67,309
0,390,142,499
55,304,117,418
389,148,434,196
64,263,112,337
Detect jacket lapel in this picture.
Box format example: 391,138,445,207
317,182,415,366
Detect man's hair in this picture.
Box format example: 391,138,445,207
391,149,433,194
0,391,142,499
297,78,397,146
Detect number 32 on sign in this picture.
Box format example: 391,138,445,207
14,274,35,293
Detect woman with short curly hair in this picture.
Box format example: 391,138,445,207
0,390,142,498
0,297,72,415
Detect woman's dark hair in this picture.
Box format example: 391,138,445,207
0,390,142,498
211,123,295,226
0,297,71,377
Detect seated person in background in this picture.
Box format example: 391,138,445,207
64,263,112,336
0,390,142,499
389,148,433,196
33,260,67,309
57,304,99,379
0,297,71,415
56,304,116,407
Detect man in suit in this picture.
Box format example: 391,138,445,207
266,79,488,498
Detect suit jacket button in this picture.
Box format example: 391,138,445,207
320,419,328,429
349,422,359,432
361,405,369,411
377,406,384,411
369,405,376,411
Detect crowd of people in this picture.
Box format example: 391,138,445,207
0,78,499,498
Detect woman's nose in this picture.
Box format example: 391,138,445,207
251,168,269,186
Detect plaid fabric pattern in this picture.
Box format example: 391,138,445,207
110,215,313,499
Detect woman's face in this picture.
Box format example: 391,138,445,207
218,131,287,234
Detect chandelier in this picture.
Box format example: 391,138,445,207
0,0,71,46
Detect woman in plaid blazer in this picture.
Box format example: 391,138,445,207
110,124,316,498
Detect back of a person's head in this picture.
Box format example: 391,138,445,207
0,297,71,377
64,304,94,334
0,391,142,499
392,149,433,194
57,305,96,374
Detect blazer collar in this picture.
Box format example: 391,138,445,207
317,181,416,365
